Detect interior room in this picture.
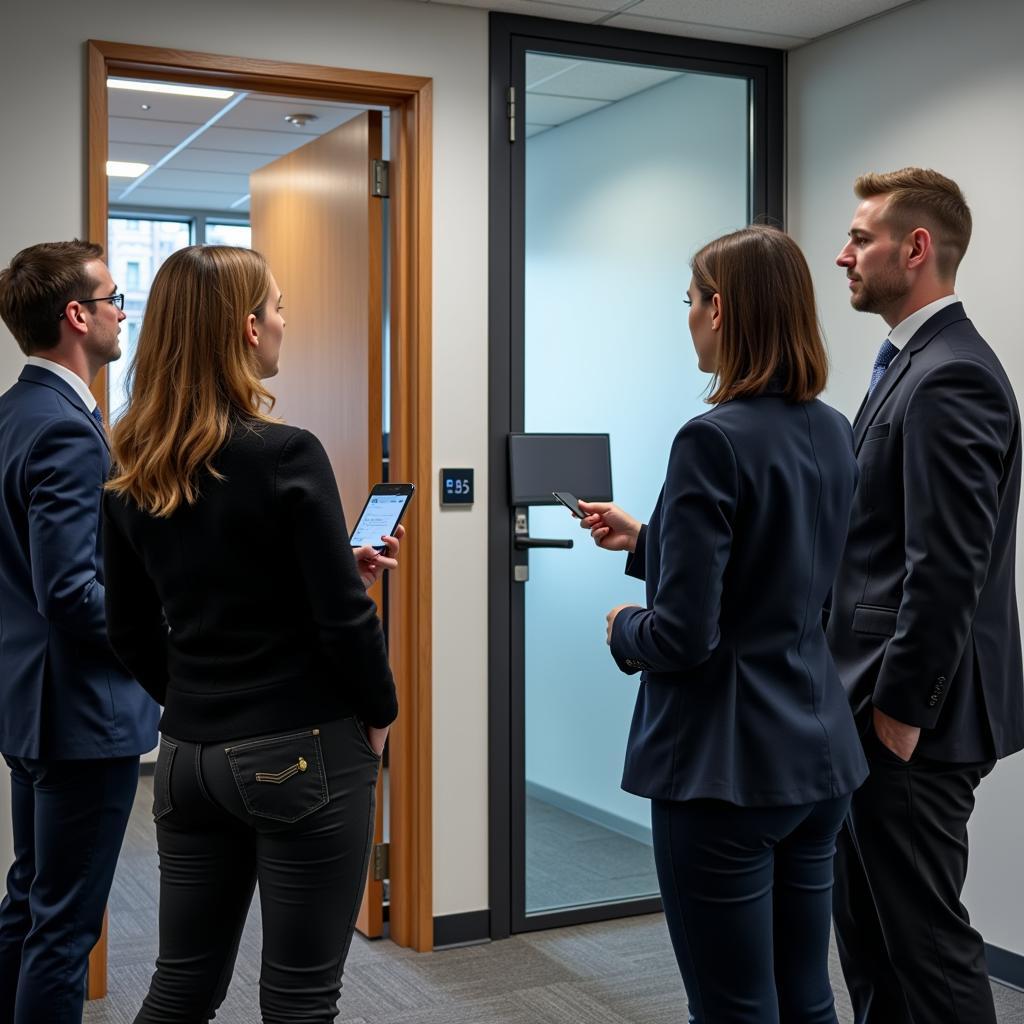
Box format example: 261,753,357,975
2,0,1023,1020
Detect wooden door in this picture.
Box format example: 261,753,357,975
251,110,387,938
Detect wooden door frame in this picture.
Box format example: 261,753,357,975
86,39,433,953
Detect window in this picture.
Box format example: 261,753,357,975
107,217,192,420
205,222,252,248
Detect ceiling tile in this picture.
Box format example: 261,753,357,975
109,186,249,212
163,148,278,174
108,142,174,165
108,88,229,125
625,0,905,39
193,125,321,156
108,117,196,148
140,168,251,194
440,0,600,22
215,99,366,133
442,0,628,9
604,12,803,48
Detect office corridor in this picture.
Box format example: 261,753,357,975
84,777,1024,1023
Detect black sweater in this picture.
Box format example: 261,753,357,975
102,420,397,743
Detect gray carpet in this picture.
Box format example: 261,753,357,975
84,777,1024,1023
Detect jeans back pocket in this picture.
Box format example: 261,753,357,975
225,728,328,823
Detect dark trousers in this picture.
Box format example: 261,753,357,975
651,794,851,1024
833,730,996,1024
0,754,140,1024
133,716,380,1024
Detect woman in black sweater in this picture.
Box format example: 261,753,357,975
103,245,399,1023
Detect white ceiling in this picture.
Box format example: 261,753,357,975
419,0,919,50
109,0,919,211
108,86,386,214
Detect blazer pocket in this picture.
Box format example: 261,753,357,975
152,738,177,821
853,603,898,638
225,728,328,823
864,422,891,442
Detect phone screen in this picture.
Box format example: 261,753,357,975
350,493,410,549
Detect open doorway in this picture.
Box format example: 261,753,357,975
87,41,433,978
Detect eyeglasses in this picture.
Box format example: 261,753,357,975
58,293,125,320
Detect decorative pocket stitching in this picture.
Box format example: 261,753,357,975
225,729,328,823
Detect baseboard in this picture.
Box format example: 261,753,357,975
526,780,653,846
987,943,1024,992
433,910,490,949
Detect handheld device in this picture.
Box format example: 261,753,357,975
350,483,415,552
552,491,588,520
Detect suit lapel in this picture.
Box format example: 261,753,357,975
19,365,110,453
851,302,969,455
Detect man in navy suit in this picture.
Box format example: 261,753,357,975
0,241,159,1022
828,169,1024,1023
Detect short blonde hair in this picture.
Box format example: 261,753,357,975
855,167,972,278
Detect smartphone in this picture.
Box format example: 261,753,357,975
350,483,415,552
552,491,588,520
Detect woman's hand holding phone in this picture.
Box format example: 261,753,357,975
354,524,405,590
578,501,642,553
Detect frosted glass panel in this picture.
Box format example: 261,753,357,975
523,56,750,914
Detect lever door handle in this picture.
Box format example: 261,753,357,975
514,537,573,550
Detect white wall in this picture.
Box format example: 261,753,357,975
0,0,490,918
789,0,1024,955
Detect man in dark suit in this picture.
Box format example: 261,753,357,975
828,169,1024,1023
0,241,159,1023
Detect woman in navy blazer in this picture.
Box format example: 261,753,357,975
580,226,868,1024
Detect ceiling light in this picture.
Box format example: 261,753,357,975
108,78,234,100
107,161,149,178
284,113,319,127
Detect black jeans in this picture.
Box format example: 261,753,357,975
833,728,996,1024
651,794,851,1024
0,754,140,1024
134,716,381,1024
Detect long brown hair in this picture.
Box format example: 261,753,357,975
108,245,276,516
691,226,828,405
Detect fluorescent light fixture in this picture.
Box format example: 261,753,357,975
108,78,234,100
106,161,149,178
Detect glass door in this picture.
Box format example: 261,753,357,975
489,17,784,937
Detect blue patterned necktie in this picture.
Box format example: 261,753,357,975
868,338,899,397
90,406,105,430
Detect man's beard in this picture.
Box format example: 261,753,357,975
851,255,908,315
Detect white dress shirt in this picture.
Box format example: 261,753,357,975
887,294,960,351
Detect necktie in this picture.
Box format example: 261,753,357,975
90,406,106,429
868,338,899,397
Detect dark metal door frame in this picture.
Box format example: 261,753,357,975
488,11,786,939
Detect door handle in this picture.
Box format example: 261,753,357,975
514,537,573,550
